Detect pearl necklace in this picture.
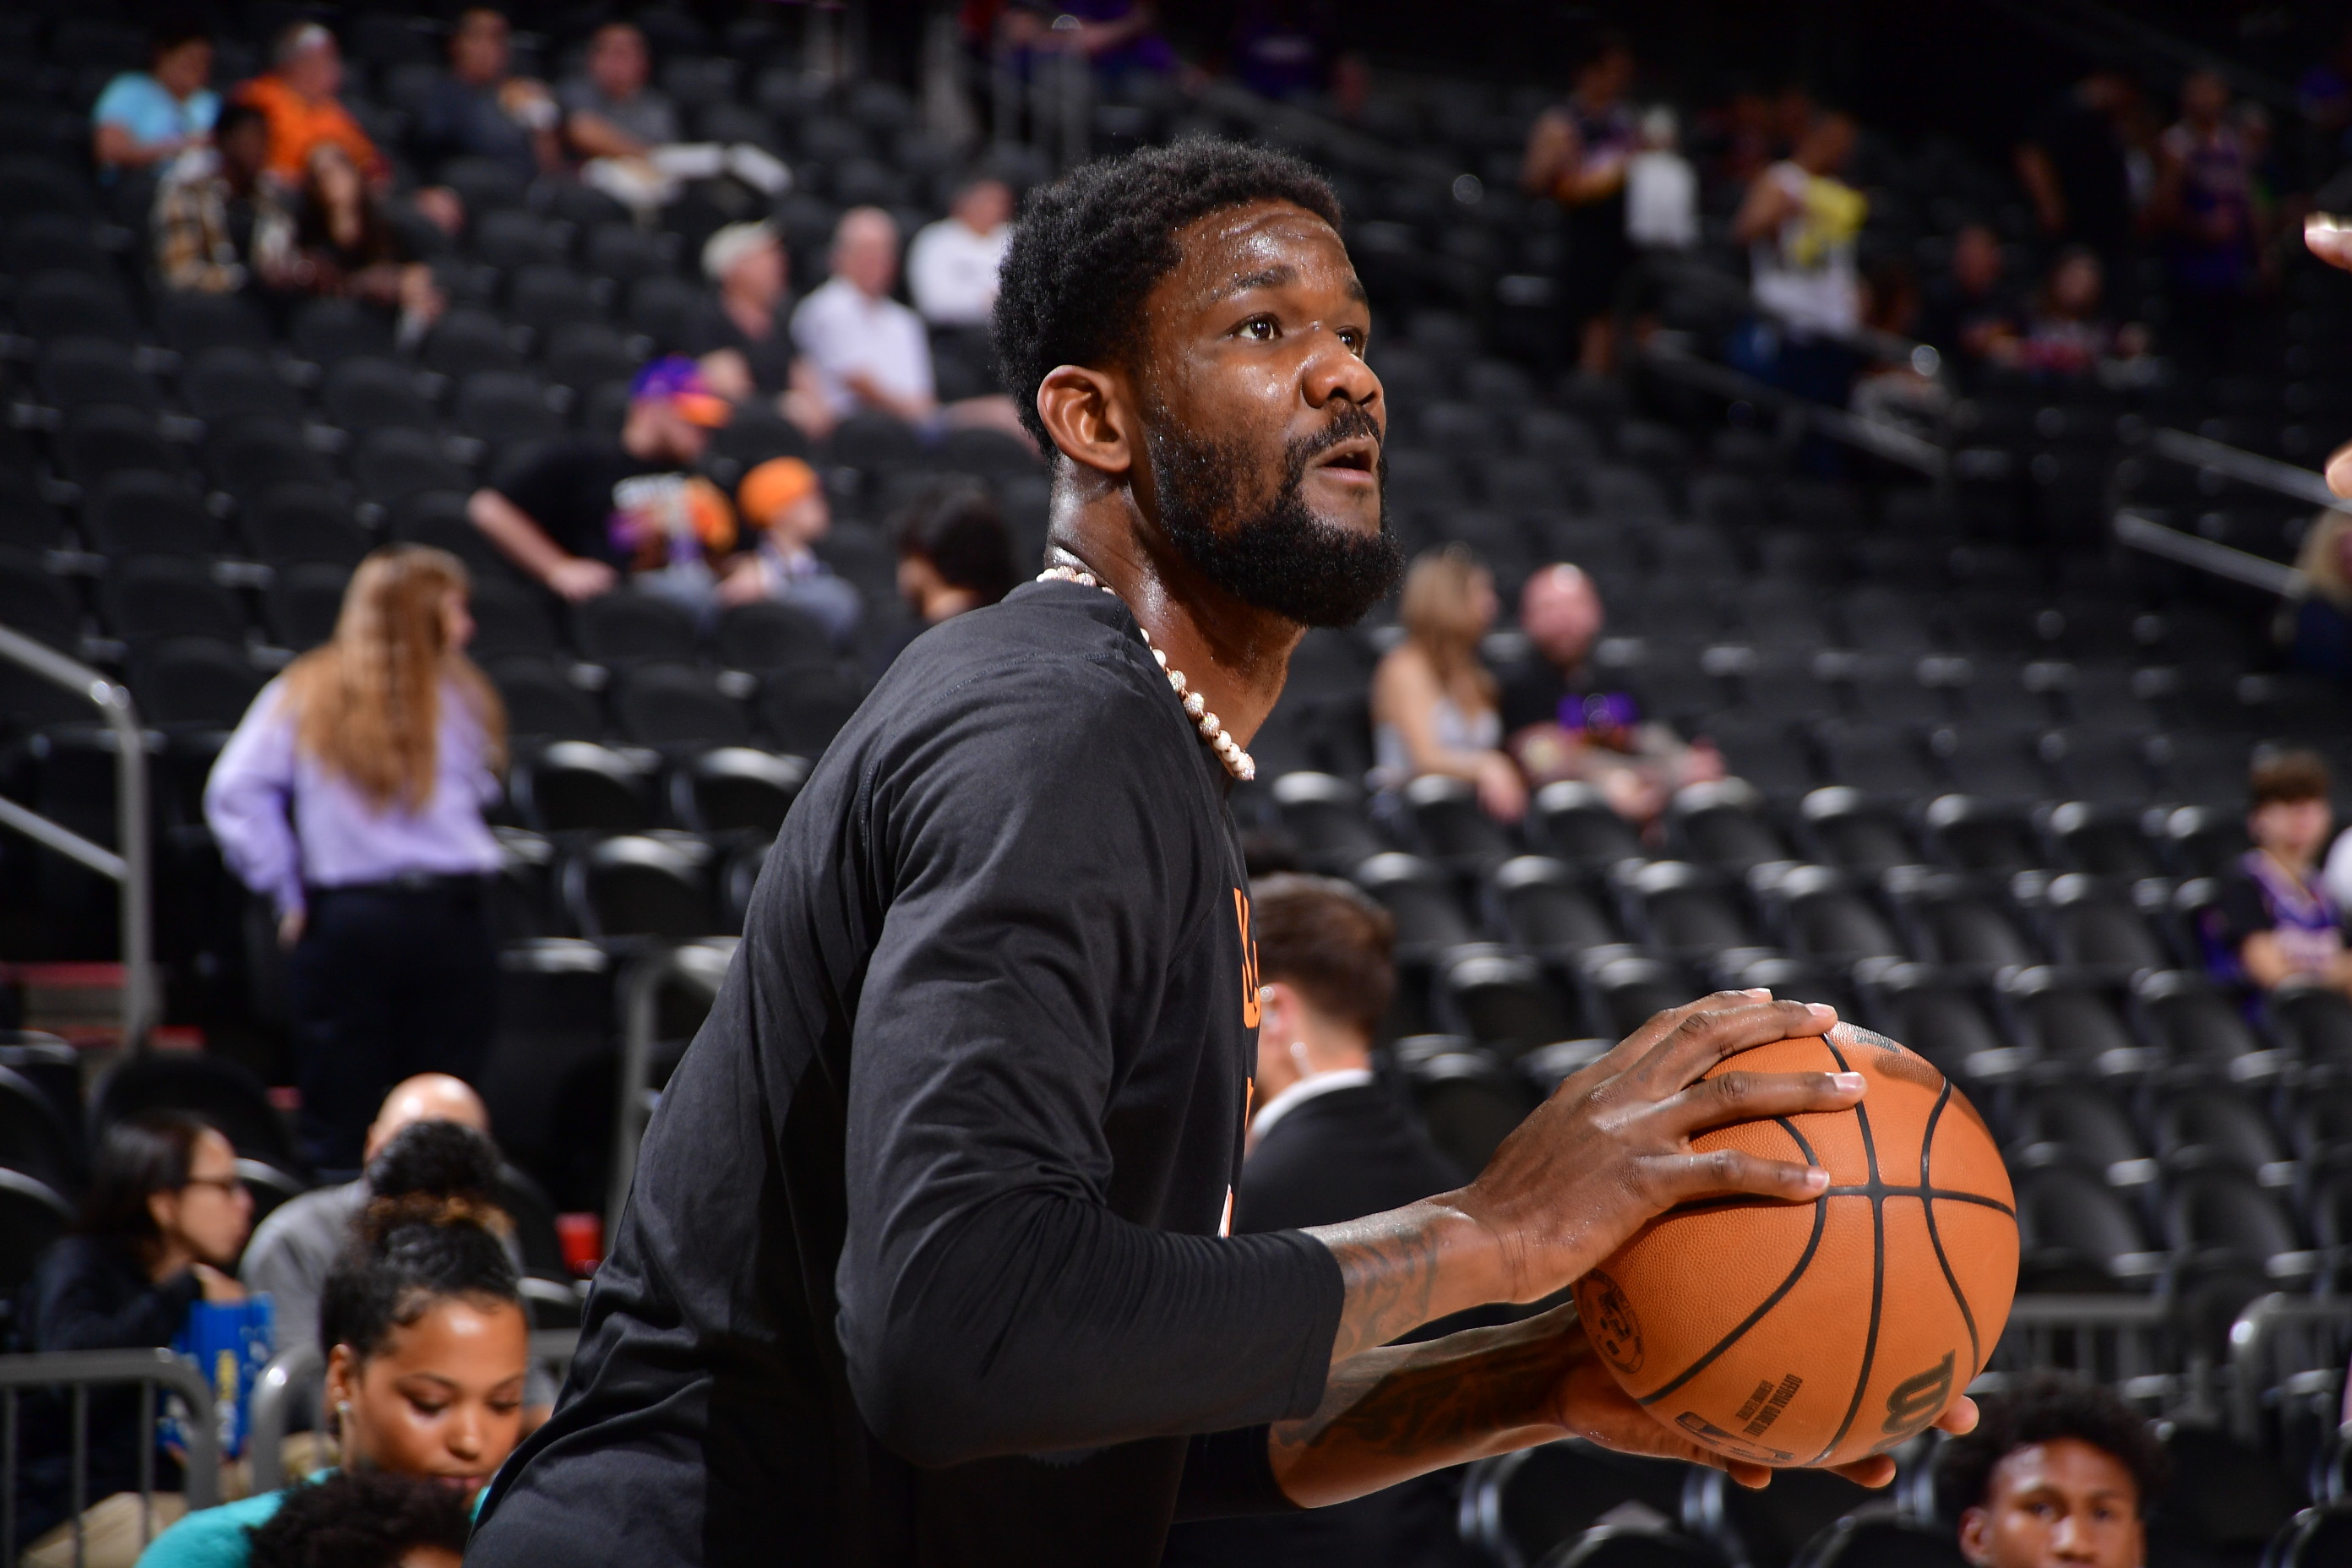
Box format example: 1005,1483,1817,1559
1036,565,1256,781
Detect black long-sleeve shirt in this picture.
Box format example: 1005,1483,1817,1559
470,580,1348,1566
12,1236,199,1550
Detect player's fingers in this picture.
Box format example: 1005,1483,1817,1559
1934,1396,1979,1436
2327,438,2352,500
2307,213,2352,275
1823,1455,1898,1489
1576,988,1773,1086
1638,998,1838,1090
1656,1067,1865,1140
1644,1146,1830,1207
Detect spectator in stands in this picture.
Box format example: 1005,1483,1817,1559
1917,223,2019,376
1501,564,1722,825
1228,0,1348,103
559,22,678,161
153,102,300,297
894,482,1015,628
792,206,935,434
1933,1371,2161,1568
204,547,508,1173
239,1077,491,1357
290,144,445,341
1733,110,1866,406
16,1113,252,1565
1162,873,1463,1568
415,8,563,183
1372,545,1524,823
2286,506,2352,682
1520,32,1637,376
136,1195,530,1566
999,0,1180,85
907,175,1015,329
239,1472,473,1568
2006,247,2147,379
2017,68,2143,275
688,222,825,432
236,22,388,189
91,16,219,178
466,357,734,604
2202,749,2352,997
1614,105,1700,353
2153,69,2261,373
721,458,863,648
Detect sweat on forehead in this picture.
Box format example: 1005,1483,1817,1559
990,139,1344,451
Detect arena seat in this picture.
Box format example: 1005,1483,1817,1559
511,742,659,835
1490,856,1620,956
668,748,806,837
1460,1440,1694,1568
562,834,719,944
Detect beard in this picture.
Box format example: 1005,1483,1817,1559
1143,400,1404,629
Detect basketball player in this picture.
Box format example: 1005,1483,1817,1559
467,139,1972,1568
1935,1373,2163,1568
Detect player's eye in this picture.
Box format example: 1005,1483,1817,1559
1239,315,1279,341
1338,328,1365,355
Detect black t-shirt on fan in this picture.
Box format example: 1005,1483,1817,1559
466,580,1346,1567
489,435,676,571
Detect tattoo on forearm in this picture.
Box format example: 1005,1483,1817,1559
1311,1208,1449,1364
1274,1325,1578,1461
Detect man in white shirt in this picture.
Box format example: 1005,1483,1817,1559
791,207,938,431
789,206,1035,446
906,175,1015,327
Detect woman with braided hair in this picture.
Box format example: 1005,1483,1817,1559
204,545,508,1172
135,1181,530,1567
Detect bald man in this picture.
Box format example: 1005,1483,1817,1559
239,1074,493,1356
1500,563,1723,822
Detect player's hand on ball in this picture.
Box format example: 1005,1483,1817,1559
1456,990,1863,1305
1543,1308,1979,1489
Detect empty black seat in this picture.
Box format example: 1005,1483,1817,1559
508,266,606,339
37,335,155,411
627,275,703,349
205,416,335,501
1401,1048,1534,1175
574,592,699,668
754,662,863,757
1886,869,2038,970
1855,963,2011,1081
322,356,438,432
2273,979,2352,1072
81,471,215,557
466,575,561,662
826,411,924,474
160,291,272,356
389,490,511,580
100,556,244,645
0,1064,80,1194
1580,952,1697,1037
2148,1083,2283,1172
244,483,371,568
472,208,564,270
60,404,181,485
1799,787,1919,874
1530,781,1642,870
1353,852,1478,954
490,658,603,742
1616,860,1756,957
670,748,807,836
2160,1168,2307,1279
1440,950,1578,1059
580,222,671,284
2009,1083,2149,1173
0,547,81,651
1922,795,2043,874
288,297,396,366
182,346,303,425
1404,773,1516,866
424,306,525,378
714,600,835,671
2132,970,2265,1074
1492,856,1619,954
455,371,564,450
2000,967,2143,1075
1769,863,1903,966
613,664,750,749
1667,779,1789,873
16,270,139,343
353,427,471,508
2013,1164,2159,1289
1815,721,1941,796
541,321,640,389
0,1169,72,1290
2038,874,2166,974
127,637,263,727
2042,802,2162,879
563,835,716,941
1269,771,1386,874
512,742,656,833
265,564,353,651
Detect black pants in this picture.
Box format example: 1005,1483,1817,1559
287,880,498,1171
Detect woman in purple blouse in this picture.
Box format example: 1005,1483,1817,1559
204,547,508,1172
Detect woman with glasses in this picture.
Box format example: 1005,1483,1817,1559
15,1112,255,1567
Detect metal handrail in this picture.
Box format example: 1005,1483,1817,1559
0,1347,221,1558
2148,427,2338,509
2113,509,2307,596
608,941,734,1235
2227,1293,2352,1447
1639,337,1949,476
0,623,153,1048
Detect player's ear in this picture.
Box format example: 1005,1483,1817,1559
1035,364,1135,477
1955,1505,1990,1566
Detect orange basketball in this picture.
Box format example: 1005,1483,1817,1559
1571,1022,2017,1470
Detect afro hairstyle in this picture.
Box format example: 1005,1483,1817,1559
990,138,1343,455
245,1470,473,1568
1932,1371,2167,1525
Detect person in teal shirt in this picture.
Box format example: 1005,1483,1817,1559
137,1159,530,1567
92,18,220,177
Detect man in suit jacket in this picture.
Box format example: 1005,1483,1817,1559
1162,873,1473,1568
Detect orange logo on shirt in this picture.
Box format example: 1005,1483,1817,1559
1234,889,1261,1028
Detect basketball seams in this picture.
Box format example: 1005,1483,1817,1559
1812,1034,1886,1467
1632,1115,1831,1410
1917,1079,1983,1376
